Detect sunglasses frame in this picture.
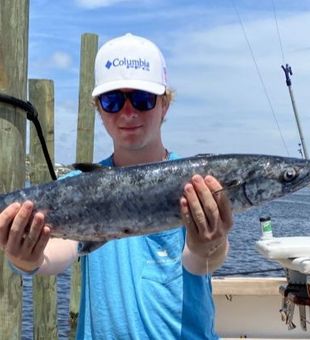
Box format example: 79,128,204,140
98,90,157,114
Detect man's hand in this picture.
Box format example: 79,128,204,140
180,175,233,274
0,201,50,272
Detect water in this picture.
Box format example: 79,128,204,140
21,188,310,339
22,270,71,340
216,187,310,277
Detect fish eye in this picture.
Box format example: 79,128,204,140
282,167,297,182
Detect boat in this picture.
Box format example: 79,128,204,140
213,236,310,339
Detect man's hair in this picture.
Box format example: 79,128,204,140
165,88,175,104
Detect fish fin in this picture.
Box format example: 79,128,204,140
213,180,243,196
72,163,104,172
195,153,215,157
78,241,108,255
223,179,242,188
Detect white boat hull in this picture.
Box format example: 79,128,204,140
212,277,309,339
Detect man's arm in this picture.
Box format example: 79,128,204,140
38,238,78,275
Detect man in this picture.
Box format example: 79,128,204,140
0,33,232,339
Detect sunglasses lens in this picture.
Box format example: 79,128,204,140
131,91,157,111
99,91,125,113
99,90,157,113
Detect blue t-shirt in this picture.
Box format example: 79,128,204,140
75,152,219,340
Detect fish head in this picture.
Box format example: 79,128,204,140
221,155,310,212
242,156,310,208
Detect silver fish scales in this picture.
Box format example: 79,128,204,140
0,154,309,253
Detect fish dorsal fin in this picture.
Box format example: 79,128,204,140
72,163,104,172
195,153,215,158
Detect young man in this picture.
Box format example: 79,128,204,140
0,33,233,339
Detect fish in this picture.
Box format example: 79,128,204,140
0,153,309,254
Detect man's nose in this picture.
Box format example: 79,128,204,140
121,98,137,117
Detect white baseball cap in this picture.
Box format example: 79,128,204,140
92,33,167,97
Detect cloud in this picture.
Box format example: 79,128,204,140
29,51,73,79
164,10,310,105
75,0,133,9
51,52,72,69
157,10,310,158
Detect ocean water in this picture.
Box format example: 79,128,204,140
218,187,310,277
21,187,310,339
22,270,71,340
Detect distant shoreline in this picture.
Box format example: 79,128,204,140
25,156,71,182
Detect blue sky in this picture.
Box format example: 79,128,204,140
28,0,310,164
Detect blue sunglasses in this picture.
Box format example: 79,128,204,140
98,90,157,113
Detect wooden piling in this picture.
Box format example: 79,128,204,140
29,79,58,339
75,33,98,163
29,79,55,183
0,1,29,339
70,33,98,340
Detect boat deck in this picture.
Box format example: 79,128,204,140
212,277,309,339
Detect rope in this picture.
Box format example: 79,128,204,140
0,93,57,181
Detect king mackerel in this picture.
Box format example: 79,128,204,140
0,153,309,253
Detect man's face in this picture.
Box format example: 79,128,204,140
98,89,168,151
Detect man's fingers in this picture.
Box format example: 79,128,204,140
0,203,21,248
192,175,219,230
6,201,34,254
207,176,233,227
180,196,198,234
183,181,209,234
32,226,50,258
22,212,45,252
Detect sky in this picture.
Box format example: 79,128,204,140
28,0,310,164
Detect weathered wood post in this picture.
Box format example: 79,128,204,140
69,33,98,339
29,79,58,339
0,1,29,339
75,33,99,163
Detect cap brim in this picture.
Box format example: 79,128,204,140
92,80,166,97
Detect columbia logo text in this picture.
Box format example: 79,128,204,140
105,57,150,71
